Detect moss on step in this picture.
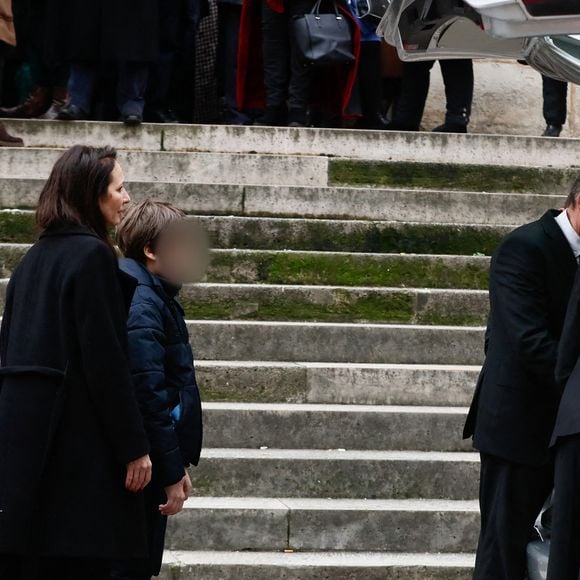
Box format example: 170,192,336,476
0,211,38,243
329,160,579,194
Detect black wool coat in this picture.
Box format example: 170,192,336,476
0,225,150,559
54,0,160,63
463,210,577,467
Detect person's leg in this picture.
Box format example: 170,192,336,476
285,0,313,126
542,75,568,137
254,0,290,125
388,60,433,131
547,434,580,580
59,62,97,119
0,553,22,578
473,453,554,580
356,40,388,129
117,62,149,123
434,58,473,133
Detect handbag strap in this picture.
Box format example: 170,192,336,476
311,0,341,18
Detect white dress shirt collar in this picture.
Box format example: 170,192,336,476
555,209,580,261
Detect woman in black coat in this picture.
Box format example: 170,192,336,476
0,145,152,579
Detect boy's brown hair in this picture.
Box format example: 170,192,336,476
117,199,185,263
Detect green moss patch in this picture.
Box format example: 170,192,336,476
0,211,38,243
329,159,579,194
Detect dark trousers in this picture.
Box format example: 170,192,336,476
547,434,580,580
261,0,312,111
473,453,554,580
543,75,568,127
68,62,149,117
110,483,168,580
393,59,473,129
357,41,383,120
0,554,110,579
217,2,248,123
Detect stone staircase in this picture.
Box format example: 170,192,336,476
0,120,573,579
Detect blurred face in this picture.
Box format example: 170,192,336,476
99,161,131,227
144,219,210,285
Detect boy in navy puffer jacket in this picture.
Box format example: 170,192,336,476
112,199,206,579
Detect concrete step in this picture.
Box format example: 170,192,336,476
189,449,479,499
0,279,488,326
203,402,470,452
187,321,485,365
0,178,562,225
165,497,479,553
159,550,474,580
5,119,580,171
0,245,491,289
0,210,511,255
0,147,327,187
197,361,480,407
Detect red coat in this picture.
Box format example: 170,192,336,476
237,0,361,116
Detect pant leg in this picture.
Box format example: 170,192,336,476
473,453,554,580
217,3,244,116
440,59,473,127
391,60,434,129
542,75,568,127
261,0,290,109
547,434,580,580
67,62,97,114
286,0,313,112
357,41,382,120
0,553,21,578
117,62,149,117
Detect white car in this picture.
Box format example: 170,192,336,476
376,0,580,83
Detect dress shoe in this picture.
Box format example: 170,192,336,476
384,120,419,131
543,124,562,137
145,108,179,123
432,122,468,134
121,113,143,126
57,104,88,121
288,108,308,128
356,113,390,130
39,87,68,120
253,105,288,127
0,122,23,147
0,86,51,119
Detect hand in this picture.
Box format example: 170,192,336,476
125,454,152,493
159,473,190,516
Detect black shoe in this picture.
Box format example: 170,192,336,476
288,108,308,128
543,124,562,137
432,122,468,134
253,105,287,127
145,108,179,124
384,120,419,131
57,103,88,121
357,113,390,130
121,113,143,126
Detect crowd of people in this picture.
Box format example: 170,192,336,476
0,0,571,142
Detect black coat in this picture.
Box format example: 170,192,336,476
119,258,203,488
463,210,577,467
55,0,160,63
551,268,580,444
0,225,150,559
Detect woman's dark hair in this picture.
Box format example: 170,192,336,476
36,145,119,242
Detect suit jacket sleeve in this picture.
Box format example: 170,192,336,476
490,234,558,387
73,243,150,466
556,267,580,387
126,298,186,487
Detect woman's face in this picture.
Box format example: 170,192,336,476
99,161,131,227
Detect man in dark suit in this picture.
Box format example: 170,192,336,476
547,203,580,579
464,181,580,580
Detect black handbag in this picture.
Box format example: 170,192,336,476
292,0,355,67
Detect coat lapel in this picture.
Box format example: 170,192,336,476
541,210,577,280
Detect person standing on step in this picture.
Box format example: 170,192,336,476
463,180,580,580
112,200,204,580
542,75,568,138
56,0,159,125
0,145,152,580
0,0,23,145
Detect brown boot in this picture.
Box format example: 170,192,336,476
38,87,68,120
0,123,24,147
0,87,51,119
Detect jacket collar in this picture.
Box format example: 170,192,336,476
39,224,102,240
541,209,578,274
118,258,181,298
